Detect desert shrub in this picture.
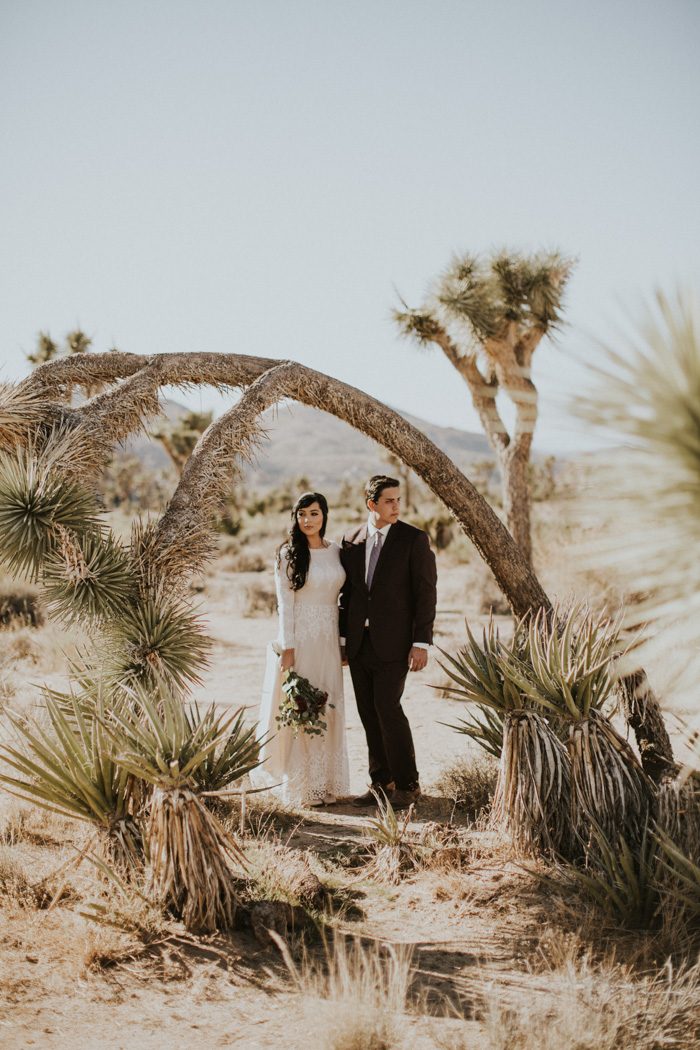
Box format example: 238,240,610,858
433,757,498,822
0,846,37,906
223,549,267,573
529,455,558,502
1,627,40,664
0,582,44,627
244,581,277,617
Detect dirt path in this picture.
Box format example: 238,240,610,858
0,800,550,1050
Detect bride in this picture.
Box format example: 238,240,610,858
250,491,349,807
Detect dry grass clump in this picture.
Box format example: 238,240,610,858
479,950,700,1050
414,822,473,873
0,844,74,909
245,840,326,912
433,756,498,823
243,580,277,617
82,925,142,973
274,931,414,1050
81,874,170,944
0,846,40,906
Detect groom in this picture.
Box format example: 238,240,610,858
339,475,437,809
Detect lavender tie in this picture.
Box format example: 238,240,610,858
366,531,383,589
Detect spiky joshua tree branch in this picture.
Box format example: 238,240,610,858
395,249,575,565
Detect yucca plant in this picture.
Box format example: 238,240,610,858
655,826,700,927
507,605,653,849
101,685,256,932
444,703,504,760
565,823,660,929
103,594,211,692
0,443,101,580
42,526,135,624
363,791,416,884
439,620,571,856
0,692,143,870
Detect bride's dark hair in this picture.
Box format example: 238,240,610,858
278,491,329,591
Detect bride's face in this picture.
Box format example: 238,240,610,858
296,501,324,540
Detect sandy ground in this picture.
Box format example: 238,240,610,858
1,537,695,1049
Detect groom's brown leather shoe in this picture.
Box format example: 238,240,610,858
352,782,395,807
391,784,421,810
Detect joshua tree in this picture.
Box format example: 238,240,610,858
26,327,93,367
152,410,213,475
0,347,673,780
395,249,574,565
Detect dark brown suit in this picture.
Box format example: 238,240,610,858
339,520,437,789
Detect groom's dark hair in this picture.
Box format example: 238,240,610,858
365,475,400,504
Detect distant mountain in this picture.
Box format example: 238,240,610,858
125,399,493,489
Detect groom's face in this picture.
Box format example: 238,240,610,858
367,487,401,529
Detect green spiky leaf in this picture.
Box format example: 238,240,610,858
0,447,100,579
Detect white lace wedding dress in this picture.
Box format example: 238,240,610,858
250,542,349,806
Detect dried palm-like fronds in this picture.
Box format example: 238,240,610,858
0,382,49,449
102,686,246,931
494,710,572,857
0,443,101,579
104,594,211,692
146,785,238,931
42,526,135,625
568,709,652,848
0,694,143,871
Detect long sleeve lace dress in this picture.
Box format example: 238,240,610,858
250,542,349,806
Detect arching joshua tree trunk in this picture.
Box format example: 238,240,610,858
16,351,674,781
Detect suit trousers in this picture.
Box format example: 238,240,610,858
348,631,418,790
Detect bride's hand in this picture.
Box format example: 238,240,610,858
281,648,295,671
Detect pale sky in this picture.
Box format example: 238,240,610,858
1,0,698,451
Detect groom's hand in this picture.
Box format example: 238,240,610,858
340,645,348,667
408,646,428,672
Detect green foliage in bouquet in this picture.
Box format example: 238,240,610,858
277,670,332,737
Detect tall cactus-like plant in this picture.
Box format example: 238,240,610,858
506,605,653,848
439,620,571,856
101,687,258,932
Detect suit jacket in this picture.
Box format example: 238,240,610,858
339,519,437,662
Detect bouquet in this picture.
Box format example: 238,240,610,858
276,670,333,737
